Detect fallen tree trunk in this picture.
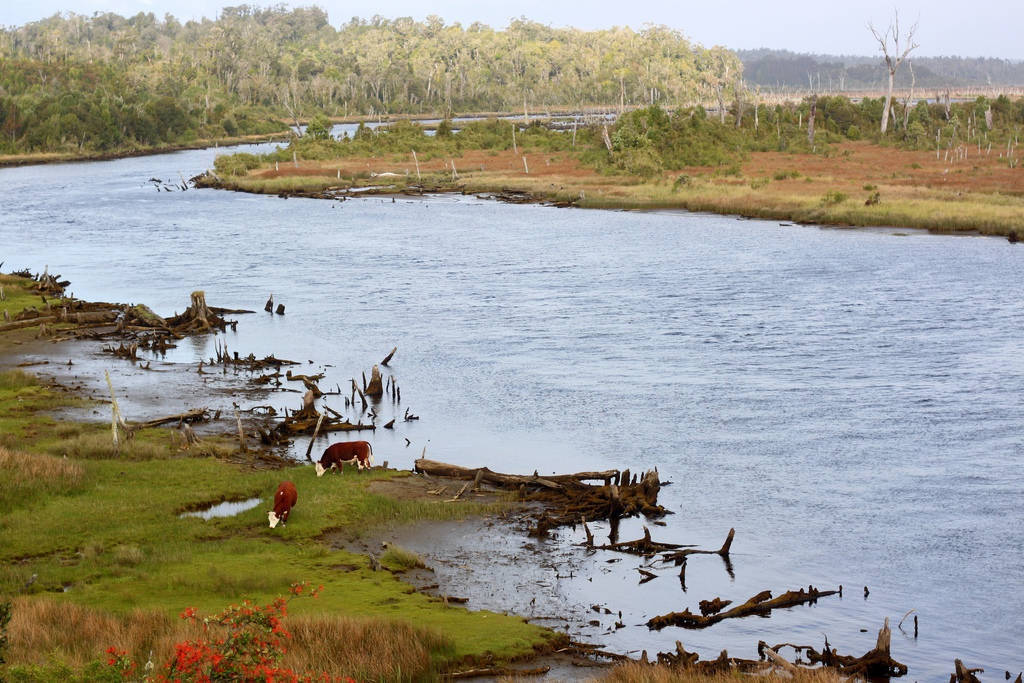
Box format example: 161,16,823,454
0,315,59,332
647,585,839,630
415,459,566,489
760,618,909,678
415,459,618,487
415,459,667,532
133,408,211,430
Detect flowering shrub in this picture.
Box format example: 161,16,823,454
108,582,354,683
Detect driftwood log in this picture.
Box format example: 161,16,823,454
133,408,211,430
415,459,667,532
647,585,839,630
758,617,908,678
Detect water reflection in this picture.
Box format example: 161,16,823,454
180,497,262,520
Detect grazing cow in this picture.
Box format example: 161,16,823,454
268,481,297,528
315,440,374,477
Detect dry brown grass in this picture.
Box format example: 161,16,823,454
0,445,84,483
6,597,452,682
242,143,1024,237
586,661,848,683
6,597,208,669
286,615,452,682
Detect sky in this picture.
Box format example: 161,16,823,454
2,0,1022,60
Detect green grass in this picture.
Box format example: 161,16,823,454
0,373,550,673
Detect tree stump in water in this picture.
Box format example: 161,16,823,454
366,364,384,395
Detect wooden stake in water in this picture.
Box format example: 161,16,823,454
235,410,247,453
105,371,127,457
304,413,325,461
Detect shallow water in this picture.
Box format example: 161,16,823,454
2,147,1022,680
180,497,263,520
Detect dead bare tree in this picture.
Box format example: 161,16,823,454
868,11,920,134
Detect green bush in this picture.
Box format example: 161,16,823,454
821,190,848,205
846,125,861,140
214,152,263,177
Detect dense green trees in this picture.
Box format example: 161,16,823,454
0,8,742,153
2,8,1021,158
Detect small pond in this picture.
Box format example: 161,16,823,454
180,497,263,520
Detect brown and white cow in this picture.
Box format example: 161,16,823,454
268,480,297,528
315,441,374,477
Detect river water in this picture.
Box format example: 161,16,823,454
2,145,1022,680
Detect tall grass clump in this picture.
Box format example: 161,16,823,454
4,597,207,673
0,369,37,390
0,446,86,514
380,543,425,570
605,661,848,683
286,615,453,683
46,433,167,461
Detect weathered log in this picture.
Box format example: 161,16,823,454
277,418,375,434
415,459,617,487
0,315,59,332
133,408,211,430
763,619,909,678
662,528,735,564
293,390,318,420
443,666,550,679
381,347,397,365
699,597,732,617
585,525,688,555
953,660,985,683
647,585,839,630
656,641,701,668
415,459,564,489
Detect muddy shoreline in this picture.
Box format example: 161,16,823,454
0,303,615,679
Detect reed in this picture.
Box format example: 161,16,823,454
380,543,426,570
0,445,86,514
5,597,453,683
285,615,453,682
0,368,37,390
4,597,207,672
600,661,848,683
45,432,169,461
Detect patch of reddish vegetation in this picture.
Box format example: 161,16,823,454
746,142,1022,196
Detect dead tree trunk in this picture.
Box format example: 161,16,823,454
869,11,919,134
366,364,384,395
807,93,817,146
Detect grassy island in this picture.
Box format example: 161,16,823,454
202,103,1024,241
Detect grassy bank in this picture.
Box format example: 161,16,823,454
211,140,1024,240
0,132,289,169
0,274,556,682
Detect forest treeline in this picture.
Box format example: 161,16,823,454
0,6,742,154
2,6,1021,157
212,89,1024,184
737,49,1024,91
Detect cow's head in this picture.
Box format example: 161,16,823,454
315,462,326,478
268,510,281,528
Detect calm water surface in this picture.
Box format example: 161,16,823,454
2,146,1022,680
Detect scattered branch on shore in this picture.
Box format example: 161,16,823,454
580,523,689,555
654,642,764,674
757,617,908,678
133,408,211,430
442,665,550,679
647,585,839,630
659,528,735,564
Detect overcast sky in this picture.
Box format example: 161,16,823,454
2,0,1022,60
